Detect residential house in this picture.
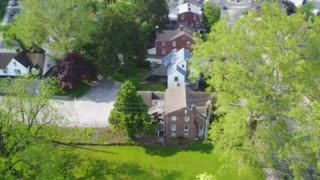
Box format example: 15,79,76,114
177,3,203,28
164,48,192,88
0,51,46,77
146,48,196,89
168,0,204,26
155,24,194,56
139,85,212,145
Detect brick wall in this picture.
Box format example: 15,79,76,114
155,35,194,56
164,108,206,143
177,12,202,28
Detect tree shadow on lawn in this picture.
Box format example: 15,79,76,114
78,159,182,180
143,142,214,157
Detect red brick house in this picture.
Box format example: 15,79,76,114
155,24,194,56
139,85,212,145
177,3,203,28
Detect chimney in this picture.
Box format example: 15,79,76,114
179,24,183,31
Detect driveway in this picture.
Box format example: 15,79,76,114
56,80,121,128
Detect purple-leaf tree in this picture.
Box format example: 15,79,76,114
52,53,97,90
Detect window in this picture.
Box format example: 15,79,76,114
184,132,189,137
190,23,194,27
181,64,184,68
47,63,51,68
181,14,185,20
171,116,177,121
184,125,189,131
13,61,17,66
3,69,7,74
171,124,176,131
162,49,166,55
185,116,190,121
172,41,176,47
171,132,176,137
199,126,204,131
186,41,191,47
193,15,197,20
14,69,21,75
184,109,188,114
174,76,178,82
196,22,199,27
162,41,166,47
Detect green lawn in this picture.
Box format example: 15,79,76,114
72,144,262,180
112,68,167,91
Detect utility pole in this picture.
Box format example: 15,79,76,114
204,98,212,141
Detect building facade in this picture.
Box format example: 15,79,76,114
155,24,194,56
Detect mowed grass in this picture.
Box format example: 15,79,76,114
73,143,262,180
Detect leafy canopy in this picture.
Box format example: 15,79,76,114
190,4,320,179
109,81,155,138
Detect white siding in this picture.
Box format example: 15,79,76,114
0,58,29,76
168,71,186,88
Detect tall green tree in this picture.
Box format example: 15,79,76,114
109,81,154,138
203,2,221,30
83,1,147,76
190,4,320,179
6,0,96,55
0,78,77,179
132,0,169,43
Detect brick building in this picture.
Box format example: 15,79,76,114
139,85,212,145
155,24,194,56
177,3,203,28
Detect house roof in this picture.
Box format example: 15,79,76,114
14,52,45,70
164,85,211,114
177,3,203,15
164,48,192,66
138,91,165,107
0,53,16,69
156,24,193,41
169,0,204,19
166,48,192,77
151,64,168,76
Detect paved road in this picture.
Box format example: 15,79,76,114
56,80,122,128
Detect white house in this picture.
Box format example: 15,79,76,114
0,51,46,77
163,48,192,88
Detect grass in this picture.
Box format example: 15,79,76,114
113,67,167,91
72,143,262,180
